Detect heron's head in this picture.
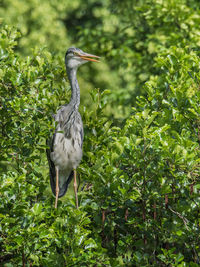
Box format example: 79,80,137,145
65,47,100,70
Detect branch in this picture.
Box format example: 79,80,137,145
168,207,189,230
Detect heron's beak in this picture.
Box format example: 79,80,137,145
77,52,100,62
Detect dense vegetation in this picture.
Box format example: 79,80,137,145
0,0,200,266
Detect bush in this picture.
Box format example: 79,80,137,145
81,45,200,265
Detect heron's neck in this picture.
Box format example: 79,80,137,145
67,68,80,109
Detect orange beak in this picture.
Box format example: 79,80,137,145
77,52,100,62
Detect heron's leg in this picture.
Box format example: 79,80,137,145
73,169,78,209
55,167,59,209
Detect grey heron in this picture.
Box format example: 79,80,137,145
46,47,100,208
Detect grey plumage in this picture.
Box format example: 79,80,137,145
48,104,83,198
46,47,100,206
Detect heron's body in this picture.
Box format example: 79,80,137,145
46,47,99,208
49,105,83,197
53,109,83,170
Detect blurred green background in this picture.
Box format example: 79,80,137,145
2,0,200,117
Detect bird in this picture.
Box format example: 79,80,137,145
46,47,100,209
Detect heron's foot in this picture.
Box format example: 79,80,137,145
55,167,59,209
55,188,59,209
74,169,79,209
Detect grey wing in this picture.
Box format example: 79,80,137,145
73,111,84,149
46,132,73,198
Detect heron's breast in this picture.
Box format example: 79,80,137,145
51,132,82,170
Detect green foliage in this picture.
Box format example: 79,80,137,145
1,0,200,266
80,45,200,265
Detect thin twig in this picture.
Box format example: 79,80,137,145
168,207,189,230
